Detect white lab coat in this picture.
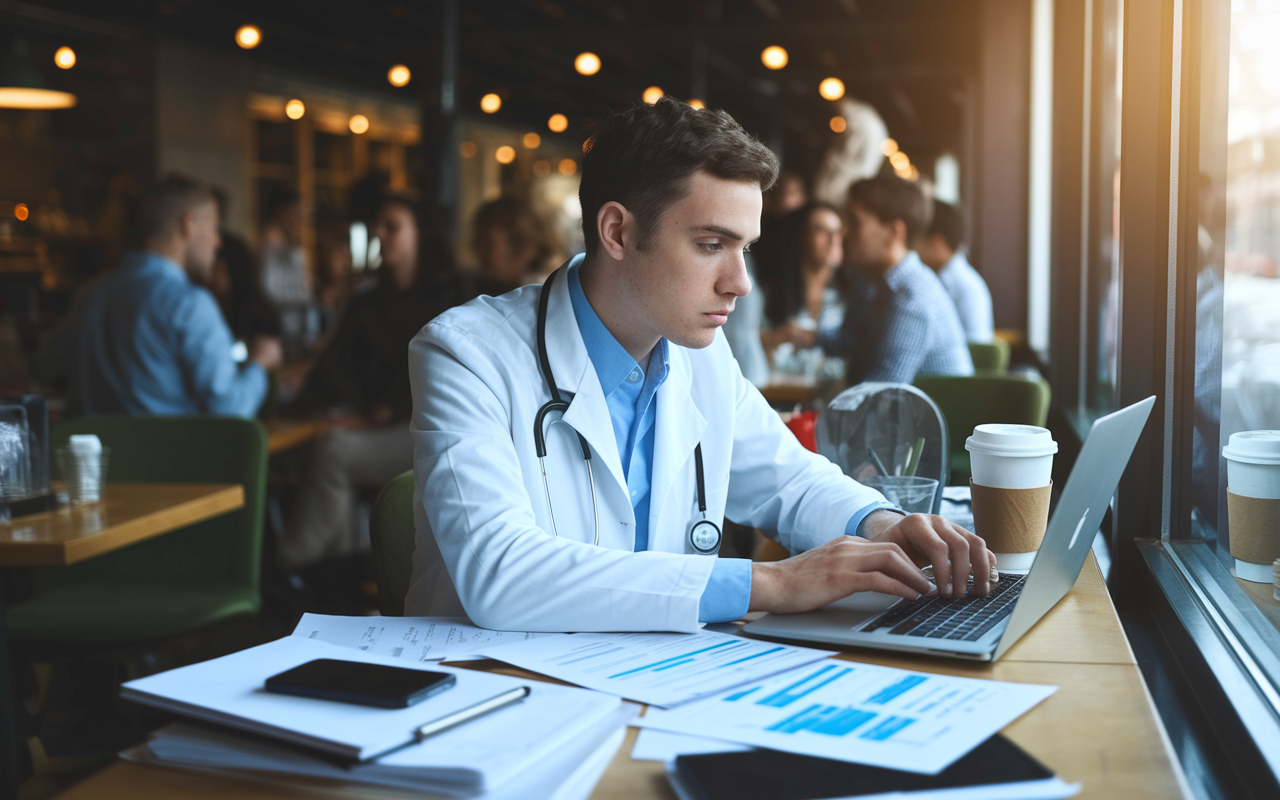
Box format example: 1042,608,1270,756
404,270,887,632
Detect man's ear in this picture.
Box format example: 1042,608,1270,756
891,219,910,249
596,201,630,262
177,209,197,241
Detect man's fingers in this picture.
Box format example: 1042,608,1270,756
844,544,933,596
856,571,933,601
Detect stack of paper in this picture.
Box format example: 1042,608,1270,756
120,636,632,797
291,614,546,662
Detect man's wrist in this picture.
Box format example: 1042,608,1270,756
857,508,908,541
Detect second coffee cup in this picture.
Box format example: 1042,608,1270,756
966,424,1058,571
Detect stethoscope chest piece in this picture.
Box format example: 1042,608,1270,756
689,519,722,554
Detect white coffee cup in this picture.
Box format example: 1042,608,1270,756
966,425,1058,570
966,425,1058,489
1222,430,1280,582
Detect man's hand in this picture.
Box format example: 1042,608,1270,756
859,510,997,599
749,536,934,614
249,336,283,371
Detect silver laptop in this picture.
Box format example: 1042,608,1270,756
744,396,1155,662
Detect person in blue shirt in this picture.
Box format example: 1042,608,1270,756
43,175,281,417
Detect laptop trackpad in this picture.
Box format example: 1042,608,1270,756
821,592,901,629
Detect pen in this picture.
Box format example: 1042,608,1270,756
866,446,891,478
362,685,532,763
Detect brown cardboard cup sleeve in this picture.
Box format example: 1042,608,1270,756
969,479,1053,554
1228,491,1280,565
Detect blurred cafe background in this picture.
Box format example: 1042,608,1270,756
0,0,1279,798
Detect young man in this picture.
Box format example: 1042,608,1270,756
916,201,994,344
405,99,993,632
43,175,281,416
824,176,974,384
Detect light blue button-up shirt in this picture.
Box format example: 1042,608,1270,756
49,250,268,417
567,260,896,623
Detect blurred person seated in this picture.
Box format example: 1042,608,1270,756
915,201,994,344
41,174,281,416
762,170,807,219
280,194,466,573
822,175,973,384
470,196,559,296
314,228,356,339
210,231,283,346
259,189,312,307
758,203,847,380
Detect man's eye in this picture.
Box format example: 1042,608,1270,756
699,242,722,252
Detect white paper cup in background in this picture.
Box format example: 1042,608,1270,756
965,425,1058,489
1222,430,1280,583
966,425,1058,570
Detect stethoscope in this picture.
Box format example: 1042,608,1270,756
534,267,722,555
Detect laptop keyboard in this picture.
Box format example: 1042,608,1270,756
862,573,1027,641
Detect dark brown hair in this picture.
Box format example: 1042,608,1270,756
846,175,932,247
579,97,780,255
471,196,558,268
926,200,964,252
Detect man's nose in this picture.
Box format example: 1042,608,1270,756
723,254,752,297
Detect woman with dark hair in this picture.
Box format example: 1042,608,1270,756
282,194,466,575
470,196,560,295
758,202,846,373
209,232,281,344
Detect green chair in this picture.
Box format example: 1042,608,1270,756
370,470,417,617
913,373,1051,485
6,417,267,643
967,339,1010,373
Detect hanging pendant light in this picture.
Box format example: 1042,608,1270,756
0,38,77,109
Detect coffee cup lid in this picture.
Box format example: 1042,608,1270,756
1222,430,1280,465
965,424,1058,457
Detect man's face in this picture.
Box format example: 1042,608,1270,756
806,207,844,269
623,172,759,350
842,201,899,273
183,200,221,283
915,231,953,271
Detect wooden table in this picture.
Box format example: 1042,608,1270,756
0,483,245,800
265,420,327,455
0,484,245,567
53,552,1188,800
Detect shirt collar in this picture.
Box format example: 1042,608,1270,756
128,249,187,278
566,256,668,397
942,251,969,274
884,250,924,292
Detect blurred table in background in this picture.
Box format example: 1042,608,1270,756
265,420,326,455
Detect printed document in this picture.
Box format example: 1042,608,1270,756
479,630,834,708
291,613,545,662
637,657,1055,774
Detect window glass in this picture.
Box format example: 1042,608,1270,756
1189,0,1280,573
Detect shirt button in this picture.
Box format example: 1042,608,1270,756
626,368,642,383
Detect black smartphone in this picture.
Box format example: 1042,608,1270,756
264,659,456,709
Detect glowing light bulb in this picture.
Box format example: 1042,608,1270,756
459,141,478,158
54,47,76,69
830,116,847,133
642,86,664,104
14,203,29,221
818,77,845,101
761,46,788,70
523,132,541,149
688,98,705,110
235,25,261,49
547,113,568,132
882,138,899,156
387,65,411,87
559,158,577,175
480,93,502,113
574,52,601,76
495,145,516,164
285,99,305,120
889,151,910,170
349,114,369,134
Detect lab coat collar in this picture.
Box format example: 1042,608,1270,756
544,258,628,494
